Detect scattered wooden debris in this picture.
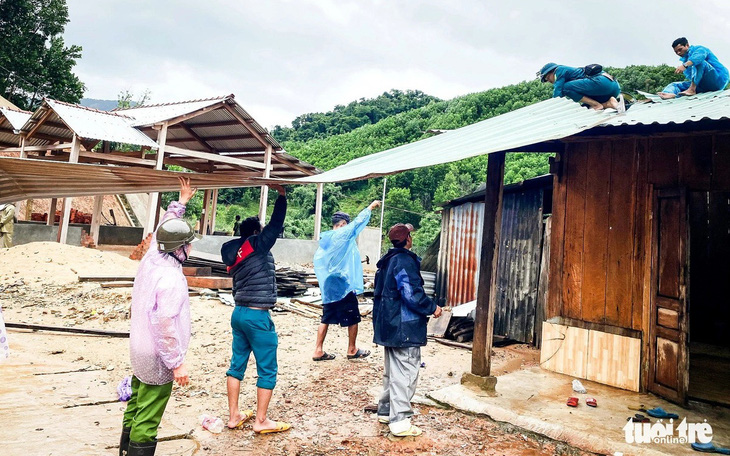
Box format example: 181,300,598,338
183,266,212,277
78,274,135,283
99,281,134,288
275,299,321,319
185,276,232,289
430,336,472,350
6,322,130,338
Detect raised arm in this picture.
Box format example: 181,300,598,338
256,185,287,253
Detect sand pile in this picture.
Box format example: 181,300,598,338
0,242,140,286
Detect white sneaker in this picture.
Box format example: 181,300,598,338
377,415,389,424
389,419,422,436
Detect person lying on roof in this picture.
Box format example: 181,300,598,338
537,62,622,111
658,37,729,99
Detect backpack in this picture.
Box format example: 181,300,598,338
584,64,603,77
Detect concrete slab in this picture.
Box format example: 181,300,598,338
428,367,730,456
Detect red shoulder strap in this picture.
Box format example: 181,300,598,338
227,239,254,273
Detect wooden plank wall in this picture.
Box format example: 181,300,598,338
548,132,727,332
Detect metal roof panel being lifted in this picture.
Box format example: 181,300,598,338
296,89,730,184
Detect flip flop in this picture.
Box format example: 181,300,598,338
347,348,371,360
378,416,390,424
586,398,597,407
627,414,650,423
691,442,730,454
312,353,336,361
391,425,422,437
227,409,254,429
646,407,679,419
256,421,291,434
566,397,579,407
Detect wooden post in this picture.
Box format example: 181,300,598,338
19,136,26,158
209,189,218,234
47,198,57,226
59,135,80,244
144,123,168,237
200,189,211,235
377,177,388,257
90,195,104,245
258,144,273,222
468,151,505,385
313,183,324,240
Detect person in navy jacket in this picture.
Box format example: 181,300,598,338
372,223,442,437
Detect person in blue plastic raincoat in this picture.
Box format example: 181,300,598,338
311,200,380,361
658,37,729,99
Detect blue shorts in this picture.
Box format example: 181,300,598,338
226,306,278,390
321,291,362,327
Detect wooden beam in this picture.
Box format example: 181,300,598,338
5,322,129,338
178,122,214,152
154,101,227,127
58,134,80,245
54,149,156,167
314,183,323,240
24,108,54,141
222,104,272,149
165,145,264,170
259,144,273,222
1,143,73,153
471,151,506,377
47,198,57,226
90,195,104,245
209,188,218,234
271,153,316,176
19,136,26,158
167,133,254,144
200,189,212,235
144,123,168,237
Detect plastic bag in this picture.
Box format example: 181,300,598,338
117,375,133,402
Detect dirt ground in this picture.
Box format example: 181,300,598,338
0,242,591,456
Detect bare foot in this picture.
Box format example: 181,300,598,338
679,89,696,96
657,92,676,100
590,104,605,111
602,97,619,110
252,416,279,433
227,410,253,429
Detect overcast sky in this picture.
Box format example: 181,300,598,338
65,0,730,128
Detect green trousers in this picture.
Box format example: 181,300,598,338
122,376,173,443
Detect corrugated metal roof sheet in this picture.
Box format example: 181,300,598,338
23,99,159,148
116,96,228,127
0,107,32,130
296,97,609,183
0,156,283,205
296,89,730,184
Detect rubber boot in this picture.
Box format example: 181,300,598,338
119,427,131,456
127,440,157,456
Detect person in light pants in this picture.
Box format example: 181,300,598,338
372,223,443,437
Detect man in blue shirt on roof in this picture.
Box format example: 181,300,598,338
538,63,622,111
658,37,729,99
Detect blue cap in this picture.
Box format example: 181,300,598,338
537,63,558,82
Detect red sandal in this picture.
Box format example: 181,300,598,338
586,397,597,407
566,397,579,407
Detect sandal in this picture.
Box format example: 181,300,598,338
312,352,336,361
586,398,597,407
566,397,579,407
628,414,650,423
645,407,679,419
256,421,291,434
347,348,371,360
227,409,254,429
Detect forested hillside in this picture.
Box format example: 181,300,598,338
211,65,683,251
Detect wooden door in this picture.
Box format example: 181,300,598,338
648,188,689,403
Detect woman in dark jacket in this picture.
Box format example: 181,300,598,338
220,185,291,434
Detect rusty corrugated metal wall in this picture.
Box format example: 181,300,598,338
438,187,546,344
445,202,485,306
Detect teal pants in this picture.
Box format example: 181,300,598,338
122,376,173,443
226,306,278,389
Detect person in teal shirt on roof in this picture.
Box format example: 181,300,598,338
658,37,729,99
538,63,622,111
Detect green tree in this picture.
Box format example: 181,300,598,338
0,0,84,109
